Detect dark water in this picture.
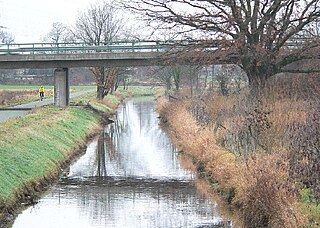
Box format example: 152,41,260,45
13,97,231,228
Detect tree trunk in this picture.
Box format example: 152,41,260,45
247,70,270,96
243,58,276,96
165,77,171,96
97,84,105,100
95,67,105,100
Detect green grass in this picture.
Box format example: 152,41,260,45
71,86,158,114
299,188,320,226
71,86,96,91
0,86,159,216
88,102,113,114
0,106,101,211
0,85,51,90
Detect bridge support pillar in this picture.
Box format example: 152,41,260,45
54,68,69,106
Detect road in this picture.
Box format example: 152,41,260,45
0,89,95,123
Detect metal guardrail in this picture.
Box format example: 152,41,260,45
0,41,175,55
0,38,310,55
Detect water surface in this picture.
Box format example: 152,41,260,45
13,97,230,228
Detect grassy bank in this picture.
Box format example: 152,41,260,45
0,106,102,223
0,86,157,225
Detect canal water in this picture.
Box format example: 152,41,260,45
13,97,231,228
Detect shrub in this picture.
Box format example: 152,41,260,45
289,103,320,201
235,154,303,227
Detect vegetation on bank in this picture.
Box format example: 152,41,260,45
157,75,320,227
0,106,101,224
0,86,96,108
0,86,156,224
72,87,158,113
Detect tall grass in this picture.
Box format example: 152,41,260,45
156,73,317,227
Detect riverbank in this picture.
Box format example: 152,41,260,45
156,83,318,227
0,87,157,226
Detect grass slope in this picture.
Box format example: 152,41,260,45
0,107,101,215
0,86,158,224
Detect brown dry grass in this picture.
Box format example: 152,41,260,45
157,94,307,227
0,90,36,105
0,89,54,106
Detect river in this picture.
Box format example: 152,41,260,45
12,97,231,228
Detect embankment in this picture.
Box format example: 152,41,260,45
157,97,306,227
0,87,157,226
0,106,103,225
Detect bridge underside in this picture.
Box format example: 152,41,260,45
0,52,162,69
0,52,164,106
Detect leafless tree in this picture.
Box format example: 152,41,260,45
153,66,173,95
171,65,183,92
113,67,133,91
0,29,14,44
183,65,202,97
73,1,125,100
123,0,320,93
44,22,73,43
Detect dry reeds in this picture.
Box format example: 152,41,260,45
157,81,311,226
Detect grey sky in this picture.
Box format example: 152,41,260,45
0,0,101,43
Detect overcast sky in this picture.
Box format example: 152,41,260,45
0,0,103,43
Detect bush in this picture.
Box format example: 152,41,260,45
289,103,320,201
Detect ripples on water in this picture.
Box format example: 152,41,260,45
13,97,232,228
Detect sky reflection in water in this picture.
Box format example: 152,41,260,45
13,97,229,228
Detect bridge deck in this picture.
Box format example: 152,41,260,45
0,41,177,69
0,39,304,69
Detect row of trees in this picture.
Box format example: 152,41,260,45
152,64,247,97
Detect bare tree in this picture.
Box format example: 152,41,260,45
124,0,320,93
44,22,73,43
171,65,182,92
0,29,14,44
215,65,230,96
73,1,125,100
183,65,201,97
113,67,133,91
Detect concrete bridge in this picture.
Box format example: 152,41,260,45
0,41,172,106
0,39,305,106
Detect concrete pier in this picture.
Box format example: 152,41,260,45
54,68,69,106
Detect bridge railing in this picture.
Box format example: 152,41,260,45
0,38,309,55
0,41,178,55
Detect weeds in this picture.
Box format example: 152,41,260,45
289,102,320,202
157,73,320,226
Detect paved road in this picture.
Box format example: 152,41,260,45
0,90,95,123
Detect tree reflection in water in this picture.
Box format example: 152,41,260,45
12,98,232,228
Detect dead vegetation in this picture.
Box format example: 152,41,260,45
0,90,37,106
157,73,320,227
0,89,54,107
